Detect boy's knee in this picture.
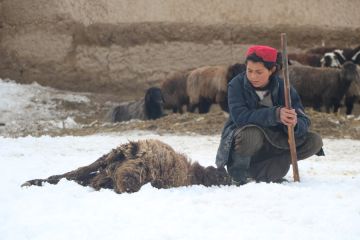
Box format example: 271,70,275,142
233,126,264,156
297,132,324,160
310,132,323,151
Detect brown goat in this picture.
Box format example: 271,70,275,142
186,63,246,113
21,139,231,194
160,71,190,114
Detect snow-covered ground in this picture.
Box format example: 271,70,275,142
1,79,360,239
0,79,114,137
0,79,89,132
1,133,360,240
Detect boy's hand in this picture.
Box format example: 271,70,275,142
280,107,297,127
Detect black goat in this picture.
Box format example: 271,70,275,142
111,87,164,122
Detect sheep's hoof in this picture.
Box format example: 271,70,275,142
21,179,44,187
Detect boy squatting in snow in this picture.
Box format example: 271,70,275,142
216,45,325,185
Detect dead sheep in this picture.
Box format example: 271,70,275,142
21,139,232,193
160,71,190,114
186,63,246,113
289,62,359,113
111,87,164,122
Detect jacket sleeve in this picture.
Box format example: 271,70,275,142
289,86,311,137
228,78,279,128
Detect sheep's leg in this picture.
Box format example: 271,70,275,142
172,107,178,113
188,103,198,113
190,162,231,186
313,101,322,112
325,106,331,113
198,97,212,114
21,158,108,187
90,170,114,190
345,95,356,115
21,171,98,188
333,101,341,114
217,92,229,112
185,103,190,113
219,100,229,112
177,104,184,114
21,149,124,188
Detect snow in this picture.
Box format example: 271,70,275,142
0,79,90,136
1,134,360,240
1,79,360,240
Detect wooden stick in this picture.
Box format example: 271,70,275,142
281,33,300,182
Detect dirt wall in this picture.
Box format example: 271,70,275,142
1,0,360,98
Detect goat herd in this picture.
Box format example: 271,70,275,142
110,45,360,123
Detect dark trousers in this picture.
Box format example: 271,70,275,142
227,126,323,183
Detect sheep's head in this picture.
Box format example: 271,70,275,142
341,61,359,84
144,87,164,120
227,63,246,83
321,52,341,68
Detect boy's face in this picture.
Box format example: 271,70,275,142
246,60,274,88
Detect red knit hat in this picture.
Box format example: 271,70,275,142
246,45,277,62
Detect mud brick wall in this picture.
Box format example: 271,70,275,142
1,0,359,97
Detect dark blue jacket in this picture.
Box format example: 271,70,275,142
215,72,311,167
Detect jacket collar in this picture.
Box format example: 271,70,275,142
243,74,280,102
